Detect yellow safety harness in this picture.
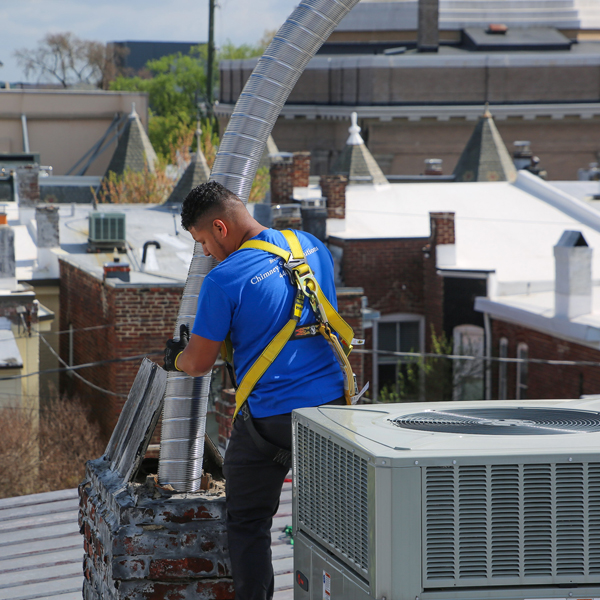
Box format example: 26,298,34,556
221,229,367,419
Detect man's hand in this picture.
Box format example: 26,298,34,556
164,324,190,371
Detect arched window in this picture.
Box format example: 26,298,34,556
516,342,529,400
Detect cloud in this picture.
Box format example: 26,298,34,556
0,0,298,83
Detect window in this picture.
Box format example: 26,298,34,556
516,343,528,400
375,315,424,401
498,338,508,400
452,325,484,401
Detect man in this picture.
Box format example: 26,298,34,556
164,181,346,600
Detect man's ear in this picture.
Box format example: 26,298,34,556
212,219,228,238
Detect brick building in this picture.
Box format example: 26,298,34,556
217,1,600,180
476,229,600,401
316,160,600,402
59,256,182,438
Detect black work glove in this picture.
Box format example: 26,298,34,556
164,324,190,371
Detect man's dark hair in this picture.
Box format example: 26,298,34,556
180,181,241,231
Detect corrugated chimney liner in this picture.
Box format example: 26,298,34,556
554,230,592,319
418,0,439,53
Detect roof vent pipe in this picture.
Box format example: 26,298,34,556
157,0,362,493
554,230,592,319
141,240,161,271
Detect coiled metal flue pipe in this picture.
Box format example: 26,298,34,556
158,0,361,492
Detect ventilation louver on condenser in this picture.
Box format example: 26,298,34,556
88,212,126,250
292,399,600,600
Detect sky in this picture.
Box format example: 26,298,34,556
0,0,300,83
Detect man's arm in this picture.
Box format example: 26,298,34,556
175,333,222,377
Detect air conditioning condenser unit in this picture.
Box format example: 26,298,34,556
292,399,600,600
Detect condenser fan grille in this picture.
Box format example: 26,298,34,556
390,407,600,435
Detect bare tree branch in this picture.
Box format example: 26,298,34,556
14,32,128,89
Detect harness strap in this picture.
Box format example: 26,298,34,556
228,230,363,419
240,403,291,469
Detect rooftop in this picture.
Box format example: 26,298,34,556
0,484,295,600
11,202,197,286
334,0,600,32
330,170,600,296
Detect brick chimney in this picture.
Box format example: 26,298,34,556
418,0,439,53
292,151,311,188
554,230,592,319
320,174,348,219
103,258,131,282
0,223,16,289
16,163,40,226
269,153,294,205
430,212,456,266
35,204,60,276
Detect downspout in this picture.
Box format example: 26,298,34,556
158,0,362,492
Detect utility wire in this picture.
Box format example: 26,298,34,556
355,348,600,368
37,333,128,398
0,351,162,382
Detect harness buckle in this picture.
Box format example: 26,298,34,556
283,256,306,280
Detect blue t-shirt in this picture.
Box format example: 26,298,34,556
192,229,344,418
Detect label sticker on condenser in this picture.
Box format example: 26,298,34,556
322,570,331,599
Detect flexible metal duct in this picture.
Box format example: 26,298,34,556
158,0,361,492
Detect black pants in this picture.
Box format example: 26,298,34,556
223,399,344,600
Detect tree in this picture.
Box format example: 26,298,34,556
110,47,207,159
14,32,127,89
218,29,277,60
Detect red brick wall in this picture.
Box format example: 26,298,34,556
331,214,450,385
491,319,600,400
333,237,428,316
59,259,182,440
